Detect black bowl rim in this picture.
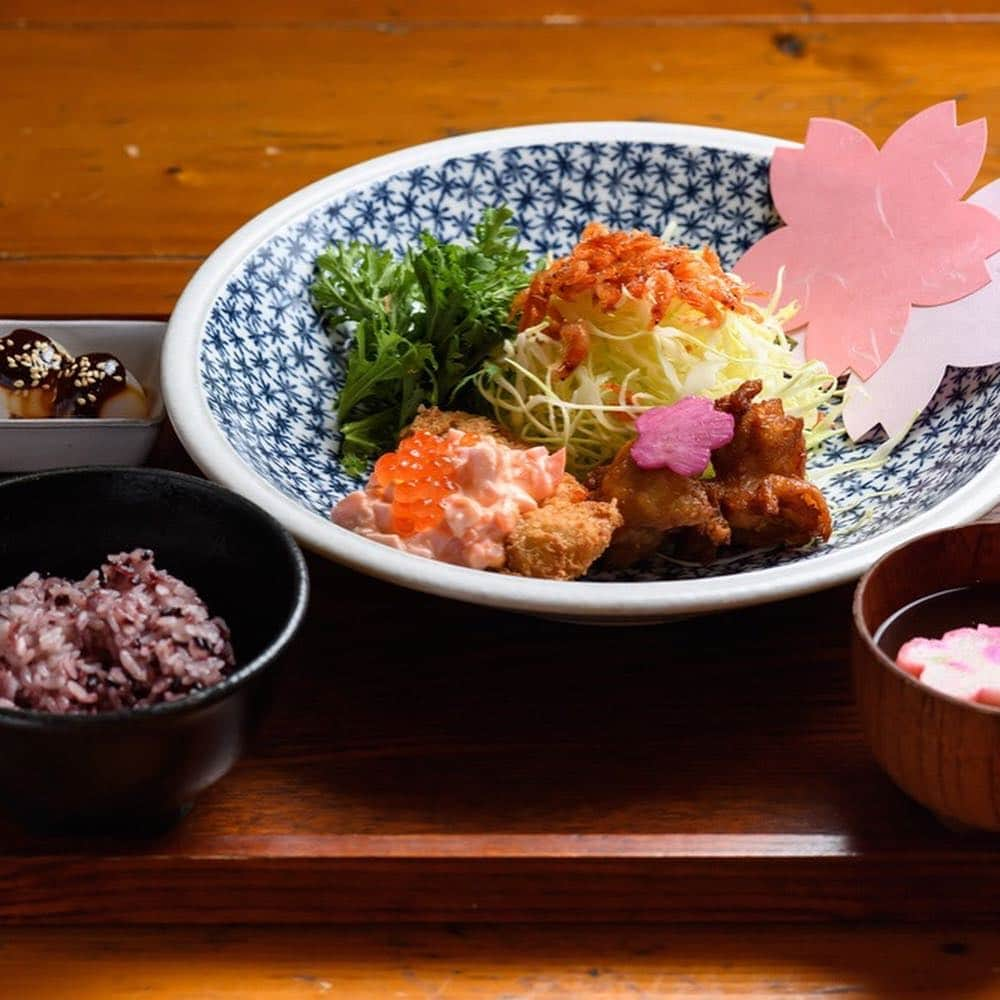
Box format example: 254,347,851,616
852,522,1000,719
0,466,309,727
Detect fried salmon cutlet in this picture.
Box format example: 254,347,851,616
412,409,623,579
405,406,517,445
505,475,623,581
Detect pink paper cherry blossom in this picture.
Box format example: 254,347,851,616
843,179,1000,439
630,396,734,476
735,102,1000,379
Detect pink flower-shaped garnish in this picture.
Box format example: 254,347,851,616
735,102,1000,379
630,396,735,476
844,179,1000,439
897,625,1000,706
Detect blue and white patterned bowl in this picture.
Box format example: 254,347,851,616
163,123,1000,623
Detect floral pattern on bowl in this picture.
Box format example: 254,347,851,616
199,137,1000,583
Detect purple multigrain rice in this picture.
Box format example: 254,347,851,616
0,549,235,714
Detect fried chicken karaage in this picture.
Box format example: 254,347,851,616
709,380,832,549
591,446,730,568
591,380,831,566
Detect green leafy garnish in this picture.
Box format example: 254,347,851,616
312,207,531,474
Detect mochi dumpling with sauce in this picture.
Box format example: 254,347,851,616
53,353,149,419
0,330,148,419
0,328,70,418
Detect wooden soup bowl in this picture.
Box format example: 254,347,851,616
853,523,1000,831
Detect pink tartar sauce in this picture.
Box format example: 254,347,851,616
331,429,565,570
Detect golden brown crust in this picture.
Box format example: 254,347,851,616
707,475,832,549
505,494,622,581
713,378,763,419
404,406,516,445
712,382,807,481
547,474,589,505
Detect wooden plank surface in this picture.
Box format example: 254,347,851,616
3,924,1000,999
1,19,997,273
6,0,1000,992
8,2,1000,22
3,12,998,319
0,437,997,925
0,260,199,316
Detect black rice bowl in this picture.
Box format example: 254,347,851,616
0,548,235,714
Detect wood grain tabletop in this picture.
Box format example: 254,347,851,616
4,1,1000,996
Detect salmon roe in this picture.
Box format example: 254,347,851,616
372,430,478,536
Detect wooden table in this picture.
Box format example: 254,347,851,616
5,1,1000,996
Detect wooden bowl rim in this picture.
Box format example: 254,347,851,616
853,523,1000,718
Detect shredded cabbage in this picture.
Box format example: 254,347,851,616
810,413,914,486
475,268,841,475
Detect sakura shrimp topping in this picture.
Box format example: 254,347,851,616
553,319,590,379
515,223,755,331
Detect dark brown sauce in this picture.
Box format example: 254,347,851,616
0,328,68,391
53,352,129,418
874,584,1000,660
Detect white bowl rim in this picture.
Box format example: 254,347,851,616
163,120,1000,621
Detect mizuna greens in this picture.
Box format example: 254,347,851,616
312,207,531,475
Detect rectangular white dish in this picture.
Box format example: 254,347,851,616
0,319,165,472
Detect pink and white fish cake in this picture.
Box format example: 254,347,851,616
896,624,1000,707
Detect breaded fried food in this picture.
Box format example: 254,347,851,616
593,443,731,568
710,381,832,549
505,482,623,580
405,406,516,445
546,475,588,505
